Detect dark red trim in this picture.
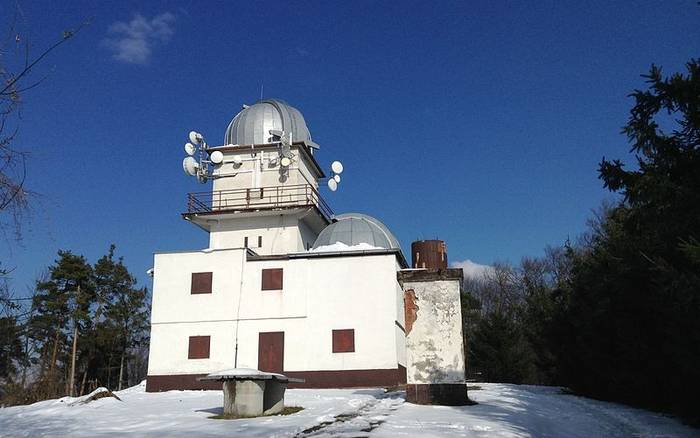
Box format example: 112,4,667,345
146,366,406,392
146,374,221,392
398,364,407,385
406,383,470,405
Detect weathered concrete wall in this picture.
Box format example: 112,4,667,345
399,269,468,405
399,273,466,385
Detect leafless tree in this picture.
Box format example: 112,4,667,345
0,6,86,241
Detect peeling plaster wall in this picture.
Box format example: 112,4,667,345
402,279,466,384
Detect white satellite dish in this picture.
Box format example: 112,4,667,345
184,142,196,156
182,157,199,176
327,178,338,191
333,174,341,183
189,131,201,144
232,155,243,166
331,160,344,174
280,156,292,167
210,150,224,164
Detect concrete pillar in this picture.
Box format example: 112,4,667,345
222,380,266,416
398,268,469,405
262,380,287,415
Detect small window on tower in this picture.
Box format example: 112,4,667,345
258,236,263,248
244,237,249,248
332,329,355,353
190,272,212,294
261,268,283,290
188,335,210,359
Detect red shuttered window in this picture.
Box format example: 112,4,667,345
332,329,355,353
188,336,210,359
261,268,283,290
191,272,213,294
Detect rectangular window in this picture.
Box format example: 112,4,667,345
332,329,355,353
244,236,249,248
188,335,210,359
261,268,283,290
190,272,213,294
258,235,263,248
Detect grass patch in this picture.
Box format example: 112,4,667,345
209,406,304,420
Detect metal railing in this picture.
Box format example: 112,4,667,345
185,183,333,220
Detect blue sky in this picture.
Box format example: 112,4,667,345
1,0,699,292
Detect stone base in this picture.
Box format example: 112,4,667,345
406,383,469,405
222,380,288,417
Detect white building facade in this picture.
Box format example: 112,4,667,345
146,100,409,391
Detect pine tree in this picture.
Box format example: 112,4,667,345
96,245,149,390
28,251,94,397
559,60,700,421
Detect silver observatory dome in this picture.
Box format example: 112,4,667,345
312,213,402,250
224,99,313,146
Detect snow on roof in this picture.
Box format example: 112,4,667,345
308,242,382,253
205,368,284,379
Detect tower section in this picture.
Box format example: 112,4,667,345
182,99,332,255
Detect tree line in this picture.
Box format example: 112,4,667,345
462,60,700,424
0,245,149,405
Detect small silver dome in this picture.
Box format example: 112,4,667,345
312,213,401,250
224,99,312,146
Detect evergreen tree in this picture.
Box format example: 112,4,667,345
470,310,536,384
28,251,94,397
94,245,149,390
559,60,700,421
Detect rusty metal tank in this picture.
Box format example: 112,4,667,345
411,240,447,270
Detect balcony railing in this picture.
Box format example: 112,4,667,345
185,183,333,221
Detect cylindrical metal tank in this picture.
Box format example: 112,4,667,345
411,240,447,270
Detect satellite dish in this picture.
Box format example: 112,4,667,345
184,142,196,156
327,178,338,191
232,155,243,166
210,150,224,164
182,157,199,176
331,160,344,174
189,131,201,144
333,174,341,183
280,156,292,167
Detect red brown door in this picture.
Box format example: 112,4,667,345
258,332,284,373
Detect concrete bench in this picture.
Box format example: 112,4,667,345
199,369,304,417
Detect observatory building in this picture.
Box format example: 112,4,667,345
147,99,468,404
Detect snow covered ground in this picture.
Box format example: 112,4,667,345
0,382,697,437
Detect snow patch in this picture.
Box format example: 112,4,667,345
206,368,284,378
308,242,382,252
0,384,696,437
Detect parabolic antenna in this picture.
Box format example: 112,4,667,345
184,142,196,156
280,156,292,167
210,150,224,164
182,157,199,176
232,155,243,165
327,178,338,191
331,160,343,174
333,174,341,183
189,131,201,144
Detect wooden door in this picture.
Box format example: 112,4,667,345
258,332,284,373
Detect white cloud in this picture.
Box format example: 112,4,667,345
103,12,176,64
451,259,494,280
